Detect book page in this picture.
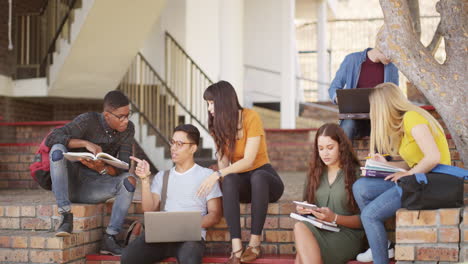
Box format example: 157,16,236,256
365,159,406,172
96,153,129,170
63,152,96,162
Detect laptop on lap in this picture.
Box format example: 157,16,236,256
336,88,373,119
144,211,202,243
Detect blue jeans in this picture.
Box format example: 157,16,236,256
352,177,401,264
49,144,135,235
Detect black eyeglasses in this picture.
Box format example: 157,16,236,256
107,110,133,122
169,139,195,148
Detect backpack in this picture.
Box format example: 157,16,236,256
29,128,61,190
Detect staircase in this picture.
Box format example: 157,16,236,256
118,51,216,171
12,0,166,98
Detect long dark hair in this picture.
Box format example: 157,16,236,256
305,123,360,213
203,81,243,160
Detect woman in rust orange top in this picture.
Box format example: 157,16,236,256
197,81,284,264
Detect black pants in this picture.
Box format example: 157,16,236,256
222,163,284,239
121,234,205,264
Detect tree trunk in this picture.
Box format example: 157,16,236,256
378,0,467,167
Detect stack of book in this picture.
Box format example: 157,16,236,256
360,159,406,178
290,213,340,232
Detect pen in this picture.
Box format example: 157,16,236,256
365,154,390,159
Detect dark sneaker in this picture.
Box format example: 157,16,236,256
100,234,123,256
56,212,73,237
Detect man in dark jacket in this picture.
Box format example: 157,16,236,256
46,90,136,256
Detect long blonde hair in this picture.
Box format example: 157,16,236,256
369,83,443,156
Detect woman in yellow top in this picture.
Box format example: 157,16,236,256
197,81,284,264
352,82,451,264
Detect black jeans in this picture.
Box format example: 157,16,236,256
121,234,205,264
222,163,284,239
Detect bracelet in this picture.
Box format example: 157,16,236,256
140,173,151,181
215,170,222,180
99,168,108,175
332,213,338,224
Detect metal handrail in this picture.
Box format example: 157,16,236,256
40,0,78,76
14,0,78,79
129,101,171,148
164,32,213,134
165,32,214,83
138,53,209,133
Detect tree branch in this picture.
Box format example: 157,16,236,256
436,0,467,67
426,21,443,56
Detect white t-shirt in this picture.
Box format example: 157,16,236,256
150,163,222,239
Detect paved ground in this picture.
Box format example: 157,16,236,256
0,170,307,205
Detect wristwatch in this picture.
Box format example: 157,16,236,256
99,168,108,175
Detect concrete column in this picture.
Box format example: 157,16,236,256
280,0,296,129
317,0,329,101
219,0,244,104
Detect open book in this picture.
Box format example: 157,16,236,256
63,152,129,170
361,159,406,178
290,213,340,232
293,201,318,210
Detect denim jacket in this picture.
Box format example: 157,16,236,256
328,48,399,103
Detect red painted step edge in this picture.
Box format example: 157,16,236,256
0,120,70,126
85,254,396,264
86,254,295,263
420,105,435,111
0,143,39,147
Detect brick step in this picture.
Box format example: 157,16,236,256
0,230,101,263
395,207,467,263
0,190,106,232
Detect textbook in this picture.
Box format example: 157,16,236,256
361,159,406,177
290,213,340,232
360,168,394,178
63,152,129,170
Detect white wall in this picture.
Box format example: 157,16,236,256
244,0,284,107
185,0,220,82
140,0,187,78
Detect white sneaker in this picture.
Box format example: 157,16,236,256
356,241,394,262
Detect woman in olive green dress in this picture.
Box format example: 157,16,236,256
294,123,364,264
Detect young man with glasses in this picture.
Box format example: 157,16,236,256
45,90,136,256
122,124,222,264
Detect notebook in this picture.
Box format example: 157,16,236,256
290,213,340,232
336,88,373,119
144,211,202,243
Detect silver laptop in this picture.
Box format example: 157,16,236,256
144,211,202,243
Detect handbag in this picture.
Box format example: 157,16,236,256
398,164,468,210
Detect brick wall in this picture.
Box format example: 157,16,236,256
266,129,316,172
0,96,103,122
0,0,47,76
395,207,465,263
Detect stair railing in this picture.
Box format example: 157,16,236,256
118,53,210,146
165,32,213,131
14,0,78,79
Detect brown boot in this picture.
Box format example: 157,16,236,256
240,245,261,262
226,247,243,264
